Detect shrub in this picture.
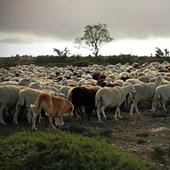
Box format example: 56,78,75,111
149,146,166,165
0,131,158,170
136,138,146,145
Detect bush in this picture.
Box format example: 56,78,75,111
1,55,170,69
150,146,166,165
0,131,158,170
136,138,146,145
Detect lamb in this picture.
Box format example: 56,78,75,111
95,84,136,122
0,85,23,125
151,84,170,113
130,76,163,118
31,92,74,130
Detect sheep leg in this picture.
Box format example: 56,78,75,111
96,107,102,122
32,113,38,130
101,106,106,121
130,102,135,118
74,109,82,119
26,107,32,124
125,95,131,111
158,101,162,109
81,106,86,116
73,107,82,119
0,104,6,125
114,106,120,120
134,102,142,118
118,107,122,118
85,106,92,121
150,100,157,112
13,104,20,124
5,107,9,117
161,101,167,113
124,98,127,110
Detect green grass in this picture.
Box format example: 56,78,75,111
0,131,158,170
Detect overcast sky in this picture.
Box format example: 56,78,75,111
0,0,170,56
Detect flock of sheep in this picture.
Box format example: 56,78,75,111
0,61,170,129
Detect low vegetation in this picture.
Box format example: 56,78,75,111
0,54,170,68
0,131,157,170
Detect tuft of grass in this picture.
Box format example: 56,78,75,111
149,146,166,165
0,131,158,170
136,138,147,145
100,128,113,138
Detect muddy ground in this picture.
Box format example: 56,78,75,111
0,109,170,169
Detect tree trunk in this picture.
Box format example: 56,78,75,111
94,47,99,57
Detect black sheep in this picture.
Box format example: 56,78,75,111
68,86,100,120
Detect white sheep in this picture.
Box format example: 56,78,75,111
59,86,73,98
76,79,86,87
59,78,87,97
13,86,59,124
29,82,41,89
83,79,97,86
125,78,142,85
95,84,136,122
130,76,163,118
151,84,170,112
0,85,23,125
137,75,150,83
0,81,19,86
13,88,41,124
112,79,124,87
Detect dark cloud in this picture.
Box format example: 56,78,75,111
0,0,170,41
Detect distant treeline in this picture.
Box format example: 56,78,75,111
0,54,169,68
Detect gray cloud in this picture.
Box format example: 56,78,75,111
0,38,26,43
0,0,170,42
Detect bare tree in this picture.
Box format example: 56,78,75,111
53,47,70,57
75,23,113,57
155,47,164,57
164,49,169,57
